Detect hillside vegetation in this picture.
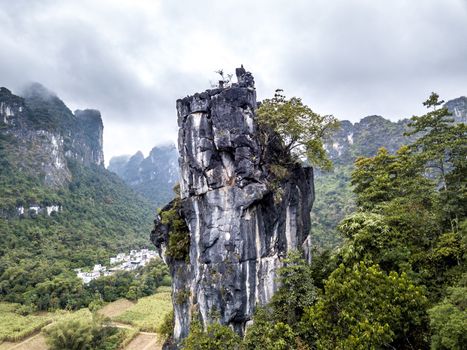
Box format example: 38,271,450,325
0,85,159,312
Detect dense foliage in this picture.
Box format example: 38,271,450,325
0,220,169,312
183,93,466,349
42,311,122,350
0,158,156,308
182,320,242,350
428,280,467,350
87,259,170,303
0,88,160,309
257,90,339,170
306,262,428,349
311,95,465,252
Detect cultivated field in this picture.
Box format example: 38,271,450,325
114,287,172,332
98,299,136,318
0,288,171,350
0,303,52,344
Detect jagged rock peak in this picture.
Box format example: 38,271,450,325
151,67,314,348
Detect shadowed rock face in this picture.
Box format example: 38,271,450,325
151,68,314,347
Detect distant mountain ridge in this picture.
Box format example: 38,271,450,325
108,144,179,208
324,96,467,166
313,96,467,250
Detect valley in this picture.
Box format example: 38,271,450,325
0,76,465,349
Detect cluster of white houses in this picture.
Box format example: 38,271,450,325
1,204,62,220
76,248,158,284
17,205,61,216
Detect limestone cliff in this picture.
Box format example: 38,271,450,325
151,67,314,347
0,84,104,189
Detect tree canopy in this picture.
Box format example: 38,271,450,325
257,90,339,170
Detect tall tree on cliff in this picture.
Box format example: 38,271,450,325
257,90,340,170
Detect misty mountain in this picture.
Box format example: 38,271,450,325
108,144,179,208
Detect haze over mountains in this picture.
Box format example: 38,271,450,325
108,145,179,208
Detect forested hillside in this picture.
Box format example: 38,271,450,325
0,85,155,310
311,96,467,251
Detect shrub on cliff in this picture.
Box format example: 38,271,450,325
160,197,190,261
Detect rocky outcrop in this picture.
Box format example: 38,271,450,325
445,96,467,124
151,67,314,347
0,85,104,188
73,109,105,166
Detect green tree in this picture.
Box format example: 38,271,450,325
351,146,435,211
44,318,93,350
305,262,428,350
429,281,467,350
257,90,339,170
43,312,117,350
182,320,242,350
271,251,317,326
406,92,467,232
243,307,298,350
23,272,89,311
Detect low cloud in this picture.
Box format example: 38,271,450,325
0,0,466,162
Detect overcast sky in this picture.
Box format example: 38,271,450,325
0,0,466,163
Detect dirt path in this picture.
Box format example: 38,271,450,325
123,333,161,350
0,333,47,350
1,298,159,350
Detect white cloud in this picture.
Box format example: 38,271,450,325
0,0,466,163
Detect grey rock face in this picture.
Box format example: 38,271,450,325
73,109,105,166
445,96,467,124
0,85,105,188
151,68,314,347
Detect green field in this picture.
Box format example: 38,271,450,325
114,287,172,332
0,287,172,348
0,303,52,343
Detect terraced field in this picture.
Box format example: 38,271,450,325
0,288,171,350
